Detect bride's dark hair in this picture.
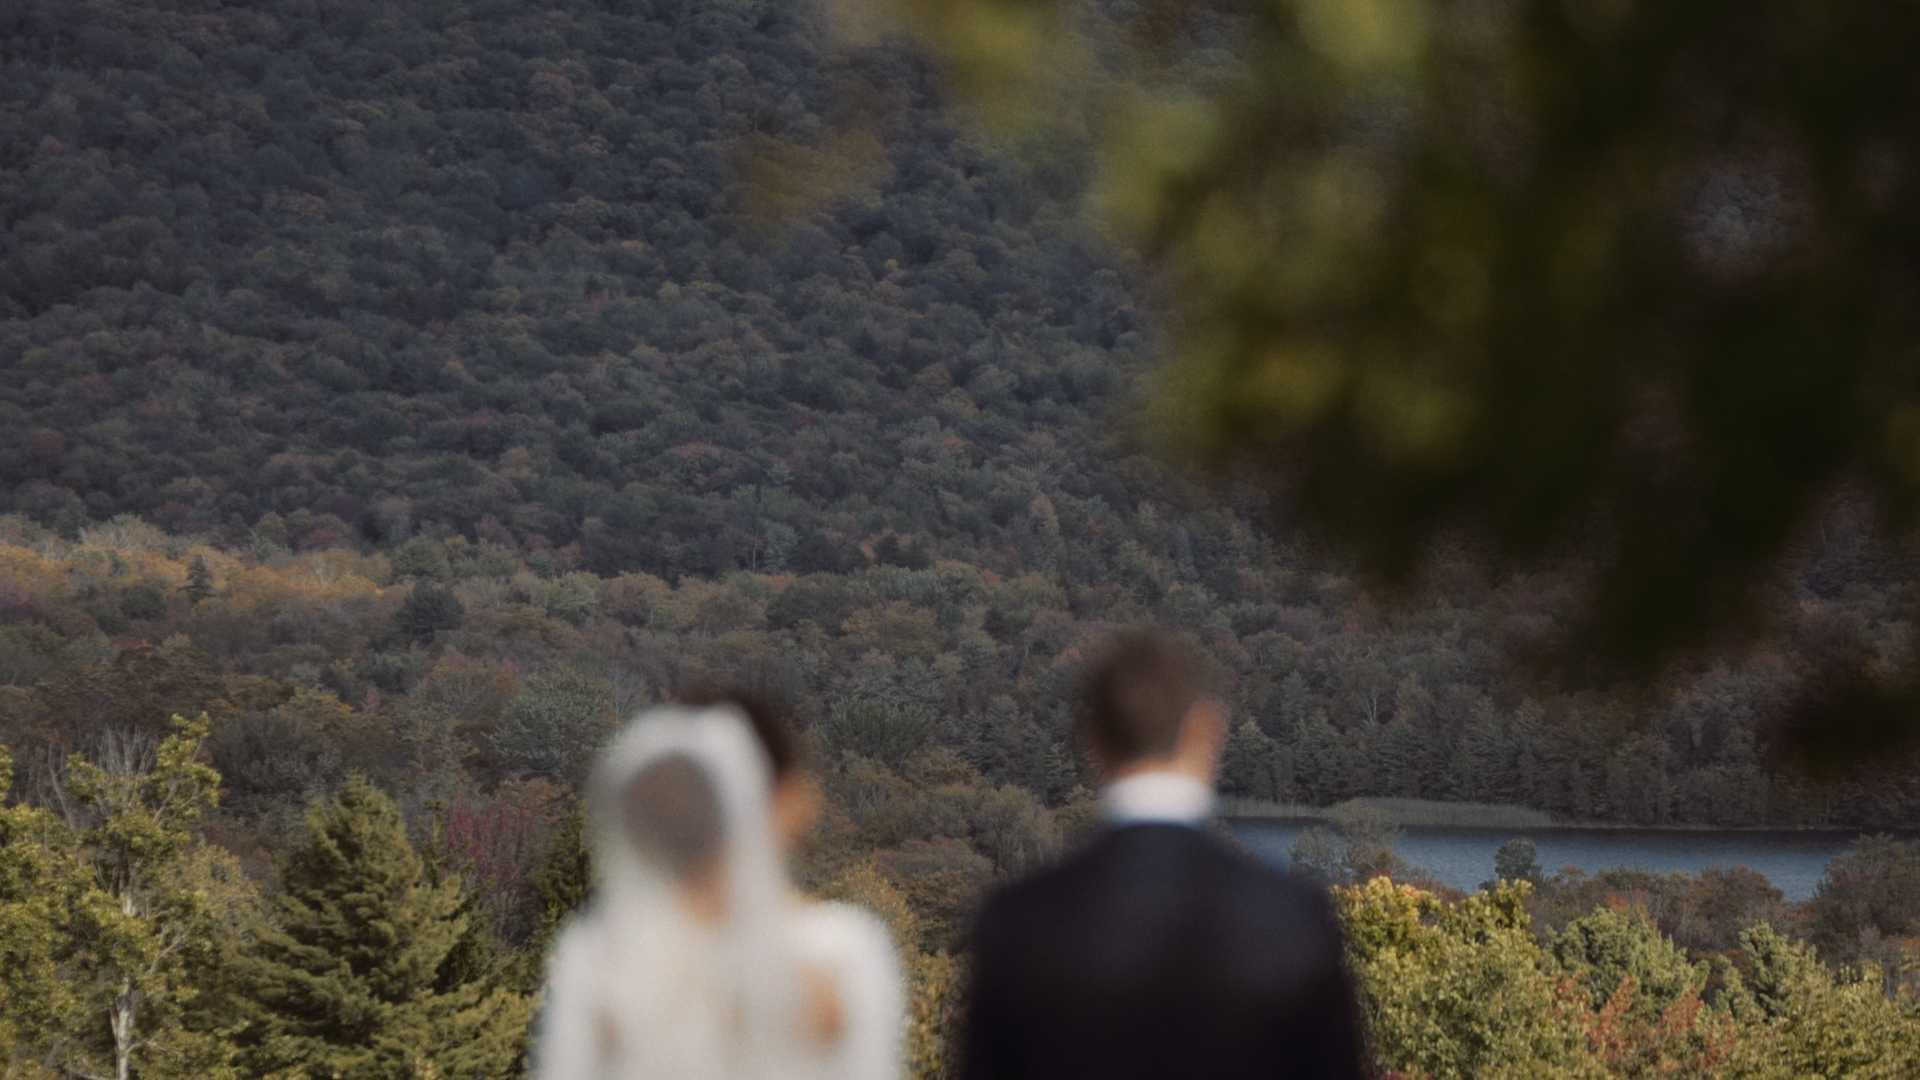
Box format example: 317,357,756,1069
620,753,723,878
674,684,802,781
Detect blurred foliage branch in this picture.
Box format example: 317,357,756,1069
864,0,1920,758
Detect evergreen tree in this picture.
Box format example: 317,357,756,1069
532,809,590,939
1274,670,1313,737
1290,708,1350,806
1511,701,1548,806
241,777,527,1080
1382,674,1439,798
1219,721,1279,802
183,556,215,605
1449,700,1509,803
510,809,590,994
1373,716,1427,801
395,583,466,643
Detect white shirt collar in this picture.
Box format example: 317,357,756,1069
1101,770,1214,827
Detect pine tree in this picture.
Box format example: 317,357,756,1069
1219,721,1279,802
1289,708,1349,806
241,777,528,1080
1451,700,1509,803
183,555,215,605
1275,670,1312,736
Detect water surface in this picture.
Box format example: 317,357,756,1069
1229,820,1911,901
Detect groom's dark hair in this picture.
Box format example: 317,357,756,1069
1080,627,1210,764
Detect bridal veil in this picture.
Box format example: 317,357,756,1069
536,704,901,1080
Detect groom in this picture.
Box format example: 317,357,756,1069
962,629,1364,1080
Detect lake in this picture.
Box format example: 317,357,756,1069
1228,820,1910,901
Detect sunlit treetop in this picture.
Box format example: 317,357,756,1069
868,0,1920,758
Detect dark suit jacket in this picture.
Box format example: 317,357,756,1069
961,822,1364,1080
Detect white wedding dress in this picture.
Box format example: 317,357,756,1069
537,705,903,1080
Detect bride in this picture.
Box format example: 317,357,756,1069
536,701,902,1080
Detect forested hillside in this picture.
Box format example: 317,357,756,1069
2,1,1920,1076
0,0,1174,583
1,0,1915,821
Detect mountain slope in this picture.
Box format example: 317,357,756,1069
0,0,1246,588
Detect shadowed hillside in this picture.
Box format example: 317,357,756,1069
0,0,1220,586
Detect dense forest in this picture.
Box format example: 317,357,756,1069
1,0,1919,1077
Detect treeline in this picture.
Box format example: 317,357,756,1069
1,514,1918,838
1219,663,1847,828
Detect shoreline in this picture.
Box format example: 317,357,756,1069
1220,797,1920,834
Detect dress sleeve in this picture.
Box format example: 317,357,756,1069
533,921,602,1080
813,905,907,1080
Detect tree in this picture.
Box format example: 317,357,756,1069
1671,866,1786,957
488,669,615,782
183,556,215,606
1719,924,1920,1078
1494,837,1543,885
877,0,1920,757
1289,708,1351,805
1289,803,1404,886
395,583,465,643
512,808,590,992
822,698,938,771
1275,670,1313,736
1550,906,1705,1024
117,582,168,623
0,743,82,1075
1338,879,1600,1080
1799,834,1920,966
59,714,242,1080
240,777,528,1080
389,538,451,583
1218,720,1279,802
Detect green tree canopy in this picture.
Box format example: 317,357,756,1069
1551,906,1706,1023
488,670,615,782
